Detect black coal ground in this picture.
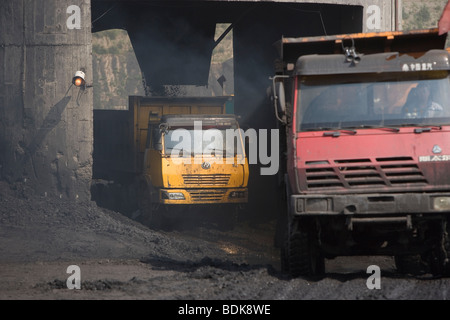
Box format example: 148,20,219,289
1,181,450,300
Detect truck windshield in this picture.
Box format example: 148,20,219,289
163,125,245,157
297,71,450,132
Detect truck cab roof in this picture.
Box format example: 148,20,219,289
276,28,447,61
275,28,448,75
160,114,239,128
295,49,450,76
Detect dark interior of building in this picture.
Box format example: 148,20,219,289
90,0,363,219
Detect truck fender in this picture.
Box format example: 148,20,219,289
136,175,155,203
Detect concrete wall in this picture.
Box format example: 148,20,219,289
0,0,93,200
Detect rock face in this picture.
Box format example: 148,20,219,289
0,0,93,200
92,29,145,110
91,28,234,110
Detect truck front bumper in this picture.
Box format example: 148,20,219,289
291,193,450,216
159,188,248,205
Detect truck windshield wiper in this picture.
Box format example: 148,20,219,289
400,123,442,128
323,129,357,137
413,125,442,134
164,148,184,157
207,147,238,157
303,127,334,132
351,124,400,132
398,124,442,133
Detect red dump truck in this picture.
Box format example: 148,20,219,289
271,28,450,277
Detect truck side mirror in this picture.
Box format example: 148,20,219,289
154,140,163,151
276,81,286,115
153,127,163,151
271,75,290,124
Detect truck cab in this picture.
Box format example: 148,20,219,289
143,114,248,204
272,29,450,277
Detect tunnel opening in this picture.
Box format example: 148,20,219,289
89,1,363,227
91,1,363,89
90,24,236,218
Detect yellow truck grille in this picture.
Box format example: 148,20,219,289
182,174,231,186
189,189,226,202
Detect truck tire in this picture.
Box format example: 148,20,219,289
216,204,239,231
394,254,428,276
219,212,237,231
274,183,288,248
287,222,325,277
429,218,450,277
137,181,163,230
280,228,290,273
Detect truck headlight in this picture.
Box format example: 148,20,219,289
306,198,329,212
433,197,450,211
229,191,246,199
161,191,185,200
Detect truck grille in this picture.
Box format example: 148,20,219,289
305,157,427,190
189,189,226,202
182,174,231,186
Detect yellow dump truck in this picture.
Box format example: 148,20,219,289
92,96,249,229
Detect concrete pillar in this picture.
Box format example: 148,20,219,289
0,0,93,200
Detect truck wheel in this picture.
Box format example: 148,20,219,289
137,182,162,230
429,218,450,277
280,228,290,273
274,188,288,248
215,204,239,231
287,223,325,277
394,254,428,276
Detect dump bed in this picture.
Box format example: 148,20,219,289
274,28,447,72
129,96,232,157
93,96,233,182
